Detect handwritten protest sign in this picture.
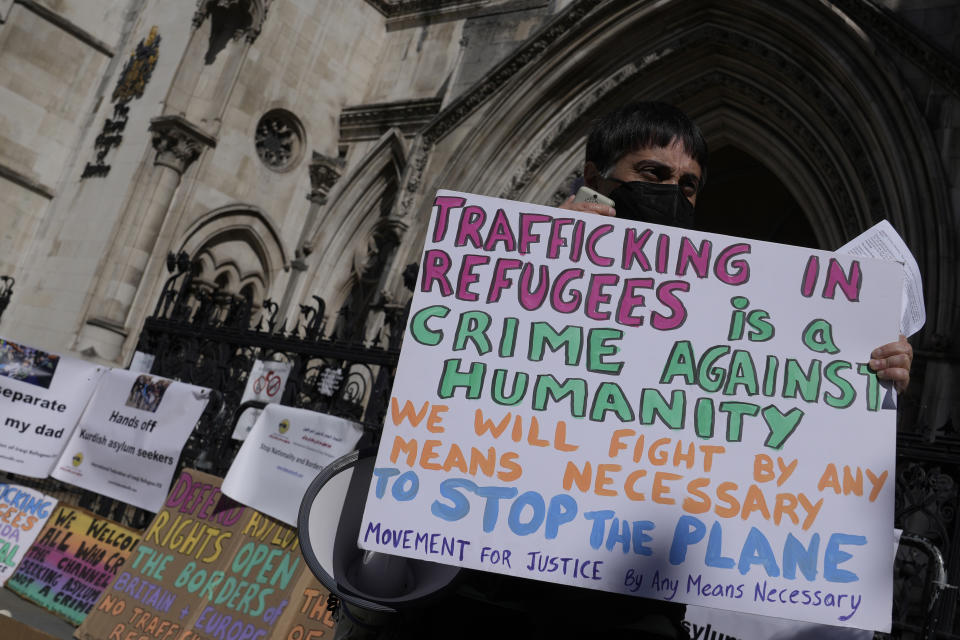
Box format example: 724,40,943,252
224,404,363,525
76,468,307,640
0,338,105,477
0,483,56,586
358,191,902,630
51,369,210,512
270,570,337,640
232,360,292,440
7,504,140,625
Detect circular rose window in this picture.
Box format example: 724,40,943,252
255,109,304,171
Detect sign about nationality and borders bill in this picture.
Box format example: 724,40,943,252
0,338,105,477
357,191,902,630
223,403,363,525
6,504,140,625
76,468,311,640
0,483,56,586
51,369,210,512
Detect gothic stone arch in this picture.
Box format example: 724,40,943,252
176,205,288,308
400,0,954,354
303,129,408,340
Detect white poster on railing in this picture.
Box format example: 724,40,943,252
0,483,57,586
51,369,210,512
231,359,292,440
0,337,105,477
357,191,903,630
223,403,363,525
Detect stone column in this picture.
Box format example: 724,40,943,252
277,152,343,322
76,116,214,361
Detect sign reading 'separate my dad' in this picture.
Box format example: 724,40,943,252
357,191,903,631
0,338,105,477
51,369,210,512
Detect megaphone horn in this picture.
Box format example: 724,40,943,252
298,448,461,614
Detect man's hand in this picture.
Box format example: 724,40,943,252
870,334,913,393
559,195,616,217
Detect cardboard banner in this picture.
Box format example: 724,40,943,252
51,369,211,512
232,360,293,440
0,337,105,477
270,570,337,640
76,468,310,640
0,483,56,586
224,404,363,526
357,191,902,630
6,504,140,625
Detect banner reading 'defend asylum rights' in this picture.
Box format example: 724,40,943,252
0,338,105,477
357,191,903,630
76,468,313,640
51,369,210,512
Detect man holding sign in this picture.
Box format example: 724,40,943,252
561,102,912,391
559,102,912,637
356,102,912,638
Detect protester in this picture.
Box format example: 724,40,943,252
548,101,912,638
560,101,912,393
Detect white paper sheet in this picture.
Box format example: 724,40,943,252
838,220,925,337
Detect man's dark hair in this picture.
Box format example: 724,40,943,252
586,101,709,180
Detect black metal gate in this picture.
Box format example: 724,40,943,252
3,253,409,530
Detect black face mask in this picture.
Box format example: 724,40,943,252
608,180,696,230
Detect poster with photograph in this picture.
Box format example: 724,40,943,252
51,369,210,512
356,191,903,630
0,483,56,586
231,359,292,440
6,504,140,625
0,338,105,477
223,404,363,525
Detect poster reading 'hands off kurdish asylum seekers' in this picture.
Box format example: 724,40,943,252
51,369,210,512
0,338,105,477
358,191,903,631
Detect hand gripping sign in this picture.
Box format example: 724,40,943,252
357,191,902,631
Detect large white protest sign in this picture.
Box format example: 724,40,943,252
0,338,105,477
0,483,56,586
51,369,210,512
231,359,292,440
358,191,902,630
223,403,362,525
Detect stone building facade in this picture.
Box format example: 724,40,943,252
1,0,959,632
